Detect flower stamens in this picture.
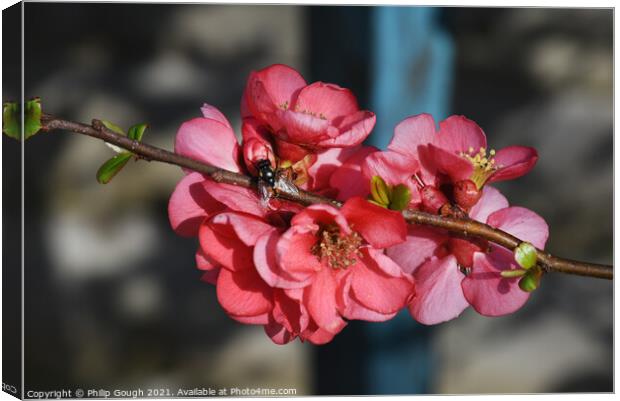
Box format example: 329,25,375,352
311,224,363,270
460,147,501,189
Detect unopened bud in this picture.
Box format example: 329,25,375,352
420,186,449,214
453,179,482,209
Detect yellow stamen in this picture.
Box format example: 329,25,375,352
311,224,363,270
459,147,500,189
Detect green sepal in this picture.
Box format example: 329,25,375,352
127,123,148,141
100,120,125,135
515,242,537,270
24,98,42,139
96,152,133,184
389,184,411,211
500,269,527,279
518,269,542,293
3,98,43,140
370,176,390,206
3,102,19,140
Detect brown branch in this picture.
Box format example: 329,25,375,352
40,113,613,280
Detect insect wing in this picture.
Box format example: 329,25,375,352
258,180,272,209
274,172,300,196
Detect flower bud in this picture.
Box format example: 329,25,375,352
453,179,482,209
420,185,449,214
243,138,276,176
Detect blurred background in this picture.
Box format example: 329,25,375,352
3,3,612,395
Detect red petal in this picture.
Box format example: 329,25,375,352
202,180,267,218
462,250,530,317
329,146,378,201
292,82,359,121
338,271,397,322
168,172,224,237
201,103,232,128
209,212,274,247
175,117,241,173
386,225,448,274
275,225,323,282
409,255,469,325
468,185,509,223
198,218,254,271
488,146,538,183
316,111,376,148
340,197,407,249
487,207,549,249
304,268,346,334
216,267,273,318
254,230,312,289
425,144,474,183
388,113,437,156
436,115,487,154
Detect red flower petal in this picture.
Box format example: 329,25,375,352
487,207,549,249
201,103,232,129
340,197,407,249
168,172,224,237
202,180,267,218
409,255,469,325
328,146,377,201
338,271,398,322
436,115,487,154
198,218,254,271
424,144,474,183
468,185,509,223
316,111,376,148
216,267,273,318
254,230,312,289
388,113,437,156
386,225,448,274
275,225,323,282
175,117,241,173
349,250,414,314
488,146,538,183
292,82,359,121
304,268,346,334
277,109,331,144
209,212,274,247
461,250,530,317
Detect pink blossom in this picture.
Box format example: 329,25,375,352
254,197,414,333
387,186,549,324
361,114,538,211
242,64,376,162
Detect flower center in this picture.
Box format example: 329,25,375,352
311,224,363,270
460,147,501,189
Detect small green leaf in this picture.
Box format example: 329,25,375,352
24,98,42,139
101,120,125,135
127,123,148,141
515,242,537,270
389,184,411,211
3,102,20,140
96,152,132,184
500,269,527,279
370,176,390,206
518,269,542,293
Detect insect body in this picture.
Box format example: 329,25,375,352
255,159,299,208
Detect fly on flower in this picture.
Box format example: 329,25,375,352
255,159,300,208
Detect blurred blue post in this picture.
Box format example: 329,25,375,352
365,7,454,393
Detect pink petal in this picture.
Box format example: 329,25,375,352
386,225,448,274
487,207,549,249
338,271,397,322
316,111,376,148
304,268,346,333
200,269,220,285
264,320,295,345
462,250,530,317
196,248,219,271
488,146,538,183
272,289,305,334
292,82,359,121
362,149,418,187
349,251,414,314
202,180,267,218
232,312,270,325
409,256,469,325
209,212,274,247
254,230,312,289
175,117,241,173
246,64,306,117
277,109,331,144
291,204,351,234
216,267,273,318
201,103,232,129
274,138,311,163
425,144,474,183
307,146,361,192
436,115,487,154
388,113,437,156
198,218,254,271
363,247,411,278
327,146,377,200
276,225,323,282
468,185,509,223
302,322,339,345
168,172,224,237
340,197,407,249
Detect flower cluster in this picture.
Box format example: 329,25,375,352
168,64,548,344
